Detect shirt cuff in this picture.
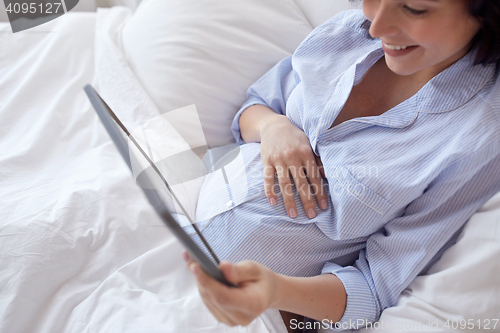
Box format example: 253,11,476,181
230,97,270,145
321,262,378,331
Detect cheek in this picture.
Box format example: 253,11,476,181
409,23,459,55
428,28,476,58
458,19,481,47
424,14,480,54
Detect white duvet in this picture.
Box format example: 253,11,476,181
1,7,499,333
0,10,284,333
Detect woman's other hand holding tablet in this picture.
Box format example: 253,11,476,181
184,251,347,329
239,104,328,219
183,251,279,326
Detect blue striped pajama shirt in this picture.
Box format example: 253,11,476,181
188,10,500,328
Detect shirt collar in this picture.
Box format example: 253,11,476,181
352,45,496,128
416,50,497,114
319,43,496,144
349,47,420,129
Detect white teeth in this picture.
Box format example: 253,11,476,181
384,43,409,51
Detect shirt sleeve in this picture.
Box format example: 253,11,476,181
321,143,500,330
231,55,298,144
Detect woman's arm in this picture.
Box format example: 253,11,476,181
273,270,347,324
238,104,284,143
233,55,327,218
184,255,347,327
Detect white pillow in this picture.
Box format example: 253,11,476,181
121,0,314,147
293,0,356,28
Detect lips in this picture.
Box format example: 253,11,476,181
382,43,418,57
384,43,411,50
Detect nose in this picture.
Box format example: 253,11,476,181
367,2,400,39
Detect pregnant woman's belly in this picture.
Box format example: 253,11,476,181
183,143,367,277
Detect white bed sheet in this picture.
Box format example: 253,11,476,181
353,191,500,332
0,10,285,333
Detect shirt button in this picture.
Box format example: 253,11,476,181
226,200,233,207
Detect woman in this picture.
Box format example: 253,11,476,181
185,0,500,331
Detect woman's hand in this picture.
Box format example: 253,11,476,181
183,252,347,328
183,252,280,327
258,114,327,219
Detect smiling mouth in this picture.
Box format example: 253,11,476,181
383,43,416,51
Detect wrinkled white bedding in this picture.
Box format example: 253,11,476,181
0,10,284,333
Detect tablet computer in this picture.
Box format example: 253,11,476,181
83,84,234,287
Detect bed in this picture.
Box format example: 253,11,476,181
0,0,499,332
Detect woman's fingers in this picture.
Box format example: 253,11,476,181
184,253,235,324
258,115,329,216
275,157,328,218
202,290,237,326
190,261,266,326
276,163,298,218
186,255,279,327
220,260,261,285
263,162,277,206
190,262,239,326
261,131,328,218
289,160,317,219
308,155,328,210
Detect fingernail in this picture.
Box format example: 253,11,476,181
182,252,189,262
288,207,297,218
189,264,199,276
269,197,277,206
307,208,316,219
320,200,328,210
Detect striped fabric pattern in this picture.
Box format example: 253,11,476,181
189,10,500,328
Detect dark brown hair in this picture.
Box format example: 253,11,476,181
467,0,500,65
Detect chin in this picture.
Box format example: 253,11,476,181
385,58,419,76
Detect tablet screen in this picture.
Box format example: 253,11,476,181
84,84,234,287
